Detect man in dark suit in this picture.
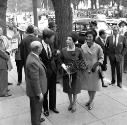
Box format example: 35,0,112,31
20,25,40,68
96,30,108,87
106,26,127,88
26,41,47,125
40,29,59,116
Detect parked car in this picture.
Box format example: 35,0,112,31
73,18,113,36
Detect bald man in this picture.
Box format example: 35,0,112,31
25,41,47,125
106,27,127,88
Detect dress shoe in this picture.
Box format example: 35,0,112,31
117,84,122,88
40,118,45,122
43,111,49,117
102,84,108,87
8,82,13,85
50,108,59,113
109,82,115,85
0,93,12,97
17,82,21,86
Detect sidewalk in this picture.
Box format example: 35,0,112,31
0,58,127,125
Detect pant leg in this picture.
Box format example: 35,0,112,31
49,73,57,109
109,58,116,84
116,61,123,86
30,97,42,125
15,60,23,83
43,90,48,112
0,70,8,96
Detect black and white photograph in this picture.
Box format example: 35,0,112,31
0,0,127,125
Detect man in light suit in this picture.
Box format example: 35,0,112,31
106,26,127,88
25,41,47,125
96,30,108,87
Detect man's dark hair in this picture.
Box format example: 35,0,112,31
26,25,34,34
43,29,55,40
99,30,105,37
90,21,97,26
48,21,56,29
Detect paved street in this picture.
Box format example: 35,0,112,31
0,55,127,125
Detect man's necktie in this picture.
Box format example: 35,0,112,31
114,35,117,46
47,45,50,58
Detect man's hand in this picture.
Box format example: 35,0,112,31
38,93,43,102
57,50,60,54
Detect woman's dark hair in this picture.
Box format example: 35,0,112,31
68,32,79,43
26,25,34,34
85,30,96,41
43,29,55,40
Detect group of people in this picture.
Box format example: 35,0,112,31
0,20,127,125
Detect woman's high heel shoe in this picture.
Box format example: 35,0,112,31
88,103,94,110
85,102,90,107
68,104,72,111
71,104,76,113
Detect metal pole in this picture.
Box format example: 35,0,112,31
32,0,38,27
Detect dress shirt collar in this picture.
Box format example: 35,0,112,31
67,45,76,51
113,34,119,46
31,52,39,58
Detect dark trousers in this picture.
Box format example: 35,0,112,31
109,57,123,85
15,60,23,83
43,73,57,111
30,97,43,125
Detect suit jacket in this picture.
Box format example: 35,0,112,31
106,35,127,62
25,52,47,97
0,50,9,70
20,34,40,66
96,37,107,65
39,43,57,79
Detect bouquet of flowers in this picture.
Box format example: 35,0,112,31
62,59,88,88
62,59,88,75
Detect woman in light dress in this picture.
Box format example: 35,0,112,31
81,30,104,110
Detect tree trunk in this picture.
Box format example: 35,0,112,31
51,0,72,48
91,0,94,9
112,0,115,7
0,0,7,35
73,4,77,10
32,0,38,27
94,0,97,9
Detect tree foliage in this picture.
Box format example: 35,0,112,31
121,0,127,7
99,0,111,6
0,0,8,35
7,0,32,12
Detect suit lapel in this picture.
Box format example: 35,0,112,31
41,44,49,59
99,37,104,46
111,36,114,45
31,53,47,72
116,35,121,48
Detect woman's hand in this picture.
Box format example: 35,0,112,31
91,62,101,73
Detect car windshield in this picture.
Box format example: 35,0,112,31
97,21,109,30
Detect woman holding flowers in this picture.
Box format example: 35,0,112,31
60,32,87,113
